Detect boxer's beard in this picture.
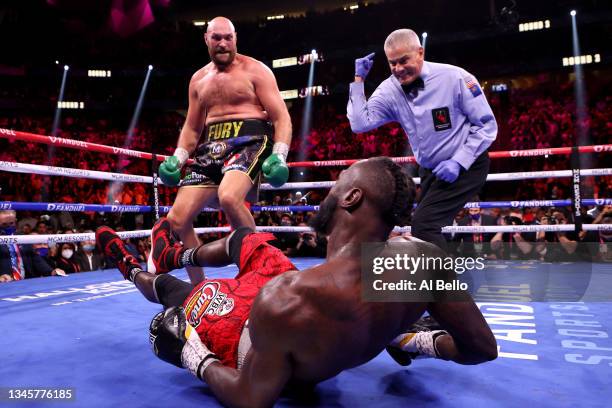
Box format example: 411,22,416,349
309,195,338,235
212,49,235,67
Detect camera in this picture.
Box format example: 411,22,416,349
303,234,314,241
546,216,558,225
504,216,523,225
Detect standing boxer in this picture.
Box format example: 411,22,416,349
156,17,292,284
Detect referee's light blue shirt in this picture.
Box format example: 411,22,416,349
347,61,497,170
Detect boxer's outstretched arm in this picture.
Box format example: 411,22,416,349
203,348,291,408
427,299,498,364
253,62,292,146
202,294,293,408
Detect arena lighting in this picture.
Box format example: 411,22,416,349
422,32,428,38
193,20,206,26
562,54,601,66
48,63,70,191
57,101,84,109
273,52,324,69
570,6,591,170
280,89,298,99
88,70,112,78
273,57,298,68
298,51,324,65
109,65,154,200
55,60,59,64
52,65,69,136
296,49,319,182
518,20,551,32
299,85,329,98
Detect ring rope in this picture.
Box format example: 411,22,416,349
1,160,611,189
1,128,610,167
1,199,610,214
1,224,610,245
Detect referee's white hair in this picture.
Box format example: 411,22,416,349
384,29,421,50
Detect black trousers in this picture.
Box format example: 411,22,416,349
411,152,490,252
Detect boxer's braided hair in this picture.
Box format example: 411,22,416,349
367,157,415,227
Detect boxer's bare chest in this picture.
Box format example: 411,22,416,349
195,68,259,111
288,269,422,381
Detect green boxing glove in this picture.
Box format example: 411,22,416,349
262,142,290,188
159,148,189,186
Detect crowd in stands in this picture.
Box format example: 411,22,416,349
2,197,611,283
5,80,609,206
1,76,611,281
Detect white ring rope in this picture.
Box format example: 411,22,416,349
1,224,610,245
1,160,611,189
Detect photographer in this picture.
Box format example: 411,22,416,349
535,210,579,261
289,223,326,258
490,210,536,259
270,213,299,254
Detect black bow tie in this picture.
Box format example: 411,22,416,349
401,78,425,94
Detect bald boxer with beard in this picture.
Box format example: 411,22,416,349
97,157,497,408
156,16,292,286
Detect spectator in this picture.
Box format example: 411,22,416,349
455,204,497,257
51,242,81,274
0,210,65,281
73,233,106,271
35,220,49,234
135,238,150,264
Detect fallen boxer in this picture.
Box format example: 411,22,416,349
97,157,497,407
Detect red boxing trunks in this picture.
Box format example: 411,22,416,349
182,232,296,367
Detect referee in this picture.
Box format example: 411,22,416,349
347,28,497,251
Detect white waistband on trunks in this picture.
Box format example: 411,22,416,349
237,319,251,371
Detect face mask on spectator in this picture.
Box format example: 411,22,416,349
82,244,95,252
470,213,480,221
36,247,49,257
62,249,74,259
281,219,292,226
0,226,16,235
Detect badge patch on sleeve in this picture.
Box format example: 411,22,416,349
432,107,452,131
464,76,482,97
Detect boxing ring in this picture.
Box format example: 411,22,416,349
1,128,612,407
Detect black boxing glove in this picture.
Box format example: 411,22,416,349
149,306,219,379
